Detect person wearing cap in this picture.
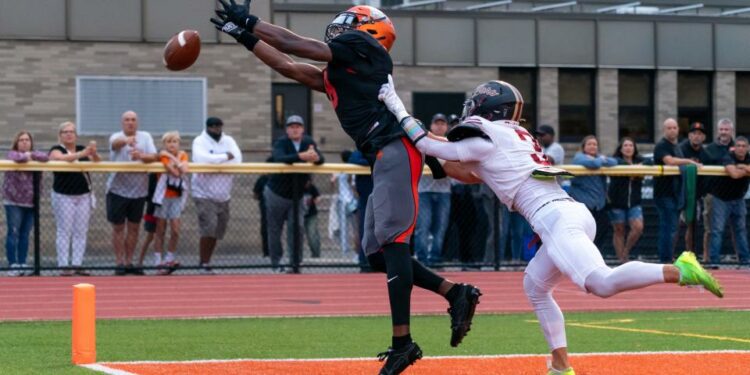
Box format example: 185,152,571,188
265,115,324,272
535,125,565,166
191,116,242,274
414,114,452,266
679,122,709,254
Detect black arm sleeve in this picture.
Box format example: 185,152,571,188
425,156,447,179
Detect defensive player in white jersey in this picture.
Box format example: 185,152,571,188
378,76,724,375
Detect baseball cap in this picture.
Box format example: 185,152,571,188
431,113,448,123
689,122,706,134
206,117,223,127
285,115,305,127
535,125,555,136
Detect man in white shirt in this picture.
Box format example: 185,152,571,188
107,110,158,275
379,76,723,375
191,117,242,274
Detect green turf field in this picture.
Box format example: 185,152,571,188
2,310,749,374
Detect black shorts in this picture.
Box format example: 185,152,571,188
143,213,157,233
107,192,146,225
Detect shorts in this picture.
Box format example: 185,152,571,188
154,197,183,220
106,192,146,225
194,197,230,239
143,213,157,233
608,206,643,224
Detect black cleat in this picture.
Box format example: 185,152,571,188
377,341,423,375
448,283,482,347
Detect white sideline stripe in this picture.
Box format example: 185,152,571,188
177,31,186,47
80,364,138,375
94,350,750,365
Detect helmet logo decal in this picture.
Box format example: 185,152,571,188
475,86,499,97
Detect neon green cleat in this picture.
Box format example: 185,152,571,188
674,251,724,298
547,367,575,375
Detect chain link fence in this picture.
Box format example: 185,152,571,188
0,162,747,276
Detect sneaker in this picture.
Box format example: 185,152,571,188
114,265,127,276
131,266,144,276
61,269,74,277
548,367,576,375
447,283,482,347
74,268,90,276
6,264,19,277
674,251,724,298
199,264,215,275
377,341,422,375
158,261,180,275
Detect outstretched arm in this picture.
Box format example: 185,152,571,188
212,19,326,92
378,74,493,162
443,161,483,184
215,0,332,62
253,22,333,62
253,41,326,92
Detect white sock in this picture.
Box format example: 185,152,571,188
153,253,162,265
524,273,567,351
165,252,175,263
585,262,665,298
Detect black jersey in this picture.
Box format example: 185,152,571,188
325,30,403,157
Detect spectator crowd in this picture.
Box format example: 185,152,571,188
2,112,750,276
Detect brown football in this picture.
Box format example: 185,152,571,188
163,30,201,71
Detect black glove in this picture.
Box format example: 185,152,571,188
210,18,259,51
216,0,259,33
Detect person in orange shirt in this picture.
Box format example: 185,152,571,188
153,131,189,275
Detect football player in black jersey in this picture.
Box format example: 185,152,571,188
211,2,481,373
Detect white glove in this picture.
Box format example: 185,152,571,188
378,74,410,122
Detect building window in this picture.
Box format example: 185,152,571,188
618,70,654,142
412,92,466,125
678,71,713,140
499,68,537,131
737,73,750,137
76,76,206,135
558,69,595,142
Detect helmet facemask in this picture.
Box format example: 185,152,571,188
325,11,374,43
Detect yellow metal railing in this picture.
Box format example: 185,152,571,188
0,161,730,176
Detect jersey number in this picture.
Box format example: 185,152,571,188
323,69,339,110
515,128,551,165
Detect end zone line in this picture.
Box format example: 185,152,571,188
84,350,750,367
568,322,750,344
80,364,138,375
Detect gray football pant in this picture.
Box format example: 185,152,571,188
362,137,424,255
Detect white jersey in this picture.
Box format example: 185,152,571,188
452,116,570,220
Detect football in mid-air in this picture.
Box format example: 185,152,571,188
163,30,201,71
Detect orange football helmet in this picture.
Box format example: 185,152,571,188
325,5,396,52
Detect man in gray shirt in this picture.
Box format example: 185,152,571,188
107,110,158,275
